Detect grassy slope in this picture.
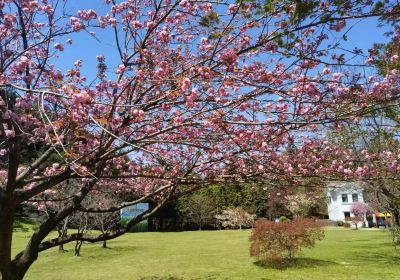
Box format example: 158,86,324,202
11,228,400,280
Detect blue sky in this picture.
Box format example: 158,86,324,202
51,3,392,83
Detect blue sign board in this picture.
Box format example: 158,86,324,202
120,203,149,232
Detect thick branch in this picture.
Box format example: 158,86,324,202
16,147,54,183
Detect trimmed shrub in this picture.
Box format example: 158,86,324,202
279,216,289,223
249,218,325,262
336,221,344,227
316,219,335,227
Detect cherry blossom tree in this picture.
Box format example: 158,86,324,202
285,193,318,217
215,207,255,229
0,1,399,279
350,202,373,229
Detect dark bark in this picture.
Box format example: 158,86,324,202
74,240,83,257
0,199,34,280
56,219,68,252
392,209,400,227
6,179,99,280
0,198,16,280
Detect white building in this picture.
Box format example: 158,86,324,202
326,181,369,227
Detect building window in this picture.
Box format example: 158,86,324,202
352,193,359,202
342,194,348,203
344,212,351,219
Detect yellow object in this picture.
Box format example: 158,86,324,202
375,213,391,218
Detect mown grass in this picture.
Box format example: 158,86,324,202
11,228,400,280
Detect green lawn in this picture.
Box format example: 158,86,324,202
12,228,400,280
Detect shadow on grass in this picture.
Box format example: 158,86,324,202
139,276,184,280
139,274,219,280
351,251,400,264
342,239,372,242
254,257,337,270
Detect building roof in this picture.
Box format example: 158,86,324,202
327,181,363,193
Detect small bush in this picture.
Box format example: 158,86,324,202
316,219,335,227
279,216,289,223
336,221,344,227
249,218,324,263
343,222,351,228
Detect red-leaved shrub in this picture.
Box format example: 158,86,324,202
249,218,325,262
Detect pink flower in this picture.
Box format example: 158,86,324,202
159,27,169,42
132,20,143,29
322,67,331,75
227,4,239,14
5,130,15,138
181,77,191,91
390,55,399,63
179,0,189,8
116,64,126,74
70,17,85,31
331,20,346,32
320,2,329,11
365,57,374,64
43,5,54,15
96,55,105,62
343,168,352,176
265,118,273,124
201,3,212,13
190,88,199,99
109,18,117,27
77,9,97,20
220,49,238,68
74,60,83,67
54,43,64,51
72,91,91,105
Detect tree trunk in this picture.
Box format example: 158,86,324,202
1,259,37,280
74,240,83,257
0,197,16,280
58,243,65,252
392,209,400,227
100,224,107,248
56,227,65,252
57,218,69,252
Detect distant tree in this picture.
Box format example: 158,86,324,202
177,183,266,228
69,211,91,257
285,193,318,217
40,182,121,252
199,183,267,217
215,207,255,229
265,185,291,219
349,202,373,229
87,193,120,249
182,194,215,230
